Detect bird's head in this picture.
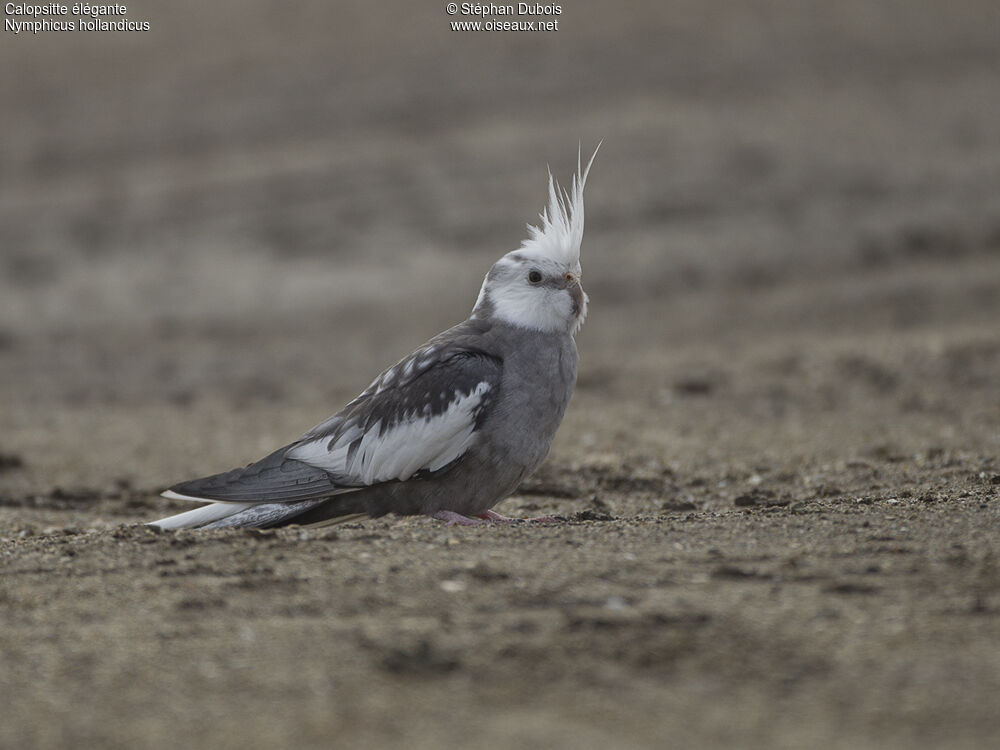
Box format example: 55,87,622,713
473,145,599,336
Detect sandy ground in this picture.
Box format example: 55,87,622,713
2,1,1000,747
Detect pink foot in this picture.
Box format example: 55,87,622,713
433,510,484,526
432,510,567,526
477,510,523,524
478,510,566,524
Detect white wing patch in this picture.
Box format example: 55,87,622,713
287,381,492,485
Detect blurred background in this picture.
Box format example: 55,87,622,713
3,3,1000,748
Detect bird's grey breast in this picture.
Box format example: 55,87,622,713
482,326,578,470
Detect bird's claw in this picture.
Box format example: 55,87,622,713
432,510,567,526
479,510,567,524
477,510,523,524
433,510,485,526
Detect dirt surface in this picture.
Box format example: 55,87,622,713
2,1,1000,748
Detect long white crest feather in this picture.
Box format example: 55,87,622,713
517,142,601,267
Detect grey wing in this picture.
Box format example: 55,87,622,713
164,347,501,507
287,348,503,485
152,346,502,529
163,444,354,504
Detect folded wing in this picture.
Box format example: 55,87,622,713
288,348,502,485
155,347,503,526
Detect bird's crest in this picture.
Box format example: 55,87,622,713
516,143,601,268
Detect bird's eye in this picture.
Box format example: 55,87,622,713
528,270,543,284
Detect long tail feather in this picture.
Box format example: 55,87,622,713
148,501,254,530
149,496,368,530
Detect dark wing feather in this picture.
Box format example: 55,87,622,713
165,445,355,504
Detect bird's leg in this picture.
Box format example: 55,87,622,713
432,509,566,526
477,510,566,524
477,510,524,524
433,510,485,526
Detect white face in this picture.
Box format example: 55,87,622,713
474,252,588,335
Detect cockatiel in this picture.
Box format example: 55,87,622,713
151,146,599,529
